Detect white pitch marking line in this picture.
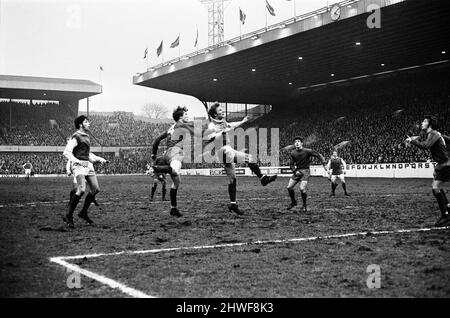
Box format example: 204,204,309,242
49,256,154,298
50,226,449,298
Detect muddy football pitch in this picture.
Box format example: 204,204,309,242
1,175,449,297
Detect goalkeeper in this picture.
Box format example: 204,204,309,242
285,136,327,212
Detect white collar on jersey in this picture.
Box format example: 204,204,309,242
76,130,89,136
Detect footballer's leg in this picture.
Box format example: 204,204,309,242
64,175,86,228
169,159,182,217
150,178,158,201
225,163,243,215
340,175,350,196
78,175,100,224
161,179,167,201
241,152,277,186
433,179,450,226
299,181,308,212
68,177,77,207
330,175,337,196
287,178,299,210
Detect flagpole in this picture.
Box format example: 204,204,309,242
239,9,242,39
146,47,149,70
265,3,268,31
294,0,297,20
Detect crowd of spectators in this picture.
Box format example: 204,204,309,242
1,66,449,174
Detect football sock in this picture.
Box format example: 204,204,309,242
228,179,237,202
342,182,347,193
301,191,307,207
80,193,95,215
162,185,166,200
331,183,336,194
440,189,449,214
433,189,447,216
248,163,263,179
67,194,82,218
170,188,177,208
69,189,76,204
151,184,157,198
288,188,296,203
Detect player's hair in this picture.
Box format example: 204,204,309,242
208,102,221,119
74,115,88,129
293,136,303,142
172,106,188,121
424,115,439,129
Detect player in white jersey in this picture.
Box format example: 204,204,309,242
204,102,277,215
22,162,33,182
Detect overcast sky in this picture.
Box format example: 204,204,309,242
0,0,327,118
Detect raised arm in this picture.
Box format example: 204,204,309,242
228,116,248,129
152,131,168,158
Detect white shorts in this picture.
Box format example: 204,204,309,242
71,161,95,177
218,145,248,164
331,174,345,182
24,169,31,175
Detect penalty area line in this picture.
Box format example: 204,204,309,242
49,226,449,298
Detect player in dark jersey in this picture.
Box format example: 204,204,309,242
406,115,450,227
150,158,167,201
285,136,328,212
63,115,107,228
152,106,207,217
326,150,350,196
203,102,278,215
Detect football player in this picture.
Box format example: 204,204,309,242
326,150,350,196
406,115,450,227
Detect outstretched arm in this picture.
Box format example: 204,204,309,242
409,131,441,150
311,150,327,169
228,116,249,129
89,152,106,163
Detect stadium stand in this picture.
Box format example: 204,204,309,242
1,66,448,174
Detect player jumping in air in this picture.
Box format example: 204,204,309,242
149,158,167,202
285,136,328,212
406,115,450,227
152,106,207,217
327,150,350,196
22,161,33,182
63,115,107,228
204,102,277,215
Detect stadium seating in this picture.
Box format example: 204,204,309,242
1,67,448,174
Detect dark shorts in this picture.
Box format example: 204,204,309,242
291,169,311,182
434,164,450,182
154,174,166,182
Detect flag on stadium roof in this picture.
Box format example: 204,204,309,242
266,0,276,16
239,8,246,25
156,40,163,57
143,47,148,59
170,35,180,48
194,27,198,48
